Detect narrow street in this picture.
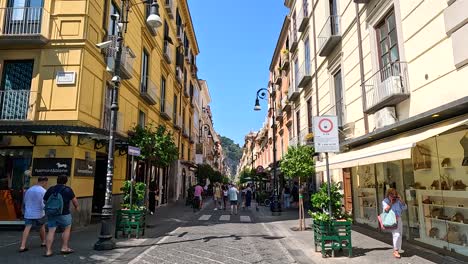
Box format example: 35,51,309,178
130,206,296,264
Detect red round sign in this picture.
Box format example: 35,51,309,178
318,118,333,133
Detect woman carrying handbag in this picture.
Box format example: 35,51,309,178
382,188,407,259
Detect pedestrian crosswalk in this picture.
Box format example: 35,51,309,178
197,214,252,223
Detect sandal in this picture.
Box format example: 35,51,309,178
60,249,74,255
41,243,46,247
44,253,53,257
393,251,401,258
19,248,28,253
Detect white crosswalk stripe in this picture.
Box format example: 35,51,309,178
198,214,211,221
219,215,230,221
240,216,251,223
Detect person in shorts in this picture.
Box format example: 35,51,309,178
43,175,79,256
20,176,48,252
228,184,239,215
193,183,203,212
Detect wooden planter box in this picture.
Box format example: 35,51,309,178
115,209,146,238
313,220,352,257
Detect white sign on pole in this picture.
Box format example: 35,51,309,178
313,116,340,153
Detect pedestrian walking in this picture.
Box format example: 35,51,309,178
222,185,228,210
43,175,79,257
239,186,245,210
283,185,291,209
228,184,239,215
382,188,407,259
193,182,203,212
148,180,157,215
19,176,48,252
213,183,222,210
245,184,252,208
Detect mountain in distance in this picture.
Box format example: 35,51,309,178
220,136,242,177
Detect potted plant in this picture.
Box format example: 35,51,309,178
305,133,314,145
115,180,147,238
281,48,289,62
309,183,352,258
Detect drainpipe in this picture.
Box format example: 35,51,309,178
355,3,369,134
311,0,320,116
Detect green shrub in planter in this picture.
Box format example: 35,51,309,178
120,180,146,211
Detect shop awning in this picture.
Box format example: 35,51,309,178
315,116,468,172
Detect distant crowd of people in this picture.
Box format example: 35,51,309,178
192,182,254,215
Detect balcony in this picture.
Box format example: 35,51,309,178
184,48,192,64
297,4,309,33
289,30,298,53
281,97,291,113
190,64,197,77
159,98,173,121
318,15,341,57
173,115,182,130
274,69,282,85
281,51,290,71
275,108,283,122
140,78,158,105
163,41,172,64
0,90,35,120
176,26,184,44
184,85,189,98
289,136,298,147
182,126,189,138
296,60,312,88
0,7,50,45
363,62,410,114
175,66,183,84
287,87,300,101
104,35,136,79
284,0,293,8
164,0,175,19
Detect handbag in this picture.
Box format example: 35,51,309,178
378,209,398,230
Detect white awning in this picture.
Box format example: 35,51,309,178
315,116,468,172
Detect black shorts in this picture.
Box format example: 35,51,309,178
230,200,238,206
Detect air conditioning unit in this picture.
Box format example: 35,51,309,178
374,107,397,129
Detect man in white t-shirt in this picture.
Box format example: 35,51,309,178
228,184,239,215
19,176,48,252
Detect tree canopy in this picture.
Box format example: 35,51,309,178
128,124,178,167
280,145,315,180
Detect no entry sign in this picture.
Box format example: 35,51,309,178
313,116,340,153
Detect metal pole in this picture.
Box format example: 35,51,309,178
94,0,126,251
130,155,134,209
325,152,332,218
271,93,281,213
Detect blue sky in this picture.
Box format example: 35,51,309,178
187,0,289,145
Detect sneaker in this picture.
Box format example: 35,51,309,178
214,208,218,211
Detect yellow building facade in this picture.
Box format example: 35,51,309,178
0,0,199,225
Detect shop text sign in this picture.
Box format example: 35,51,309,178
74,159,96,177
313,116,340,153
32,158,72,176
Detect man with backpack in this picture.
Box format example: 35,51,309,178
43,175,79,257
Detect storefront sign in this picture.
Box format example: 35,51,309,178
56,71,76,85
32,158,72,176
74,159,96,177
313,116,340,153
128,146,141,156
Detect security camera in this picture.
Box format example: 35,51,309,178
111,75,121,83
110,14,119,21
95,40,113,49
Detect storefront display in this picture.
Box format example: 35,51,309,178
0,148,32,223
350,128,468,257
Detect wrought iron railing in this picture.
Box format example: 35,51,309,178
140,77,159,105
160,97,173,119
0,7,50,37
0,90,35,120
318,15,341,51
164,0,174,18
296,3,309,31
363,61,409,112
163,40,172,63
295,60,311,88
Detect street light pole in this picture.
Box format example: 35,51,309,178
254,87,281,213
94,0,161,250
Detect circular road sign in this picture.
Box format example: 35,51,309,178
318,118,334,133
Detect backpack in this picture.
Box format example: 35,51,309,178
44,186,65,216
